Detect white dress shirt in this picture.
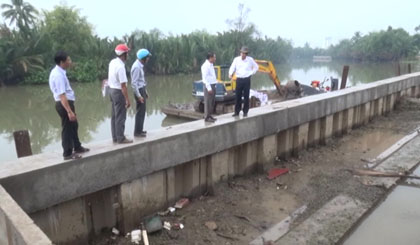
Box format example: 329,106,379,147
228,56,259,78
201,59,217,91
108,58,128,89
49,65,75,102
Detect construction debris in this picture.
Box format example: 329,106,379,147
141,223,149,245
158,207,176,216
172,223,184,230
267,168,289,180
163,221,171,231
112,227,119,236
130,229,141,244
205,221,218,231
175,198,190,209
145,215,163,233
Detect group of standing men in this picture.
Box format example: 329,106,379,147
49,44,151,160
108,44,151,144
201,46,259,122
49,44,258,160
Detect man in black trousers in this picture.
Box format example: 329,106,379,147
229,46,259,117
49,51,89,160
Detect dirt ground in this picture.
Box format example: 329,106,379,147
92,97,420,245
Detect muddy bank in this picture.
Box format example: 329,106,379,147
92,97,420,245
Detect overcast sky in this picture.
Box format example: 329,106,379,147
2,0,419,47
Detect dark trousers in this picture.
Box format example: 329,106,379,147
235,76,251,114
134,87,147,135
204,84,216,118
55,101,81,157
110,88,127,142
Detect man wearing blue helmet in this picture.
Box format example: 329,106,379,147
131,48,151,137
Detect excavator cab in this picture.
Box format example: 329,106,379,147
192,65,236,102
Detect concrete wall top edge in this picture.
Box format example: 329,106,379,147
0,185,52,244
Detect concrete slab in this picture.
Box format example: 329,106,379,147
365,135,420,188
250,205,307,245
344,186,420,245
406,165,420,186
276,195,368,245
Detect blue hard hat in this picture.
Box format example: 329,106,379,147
137,49,151,60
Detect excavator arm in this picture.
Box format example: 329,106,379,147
255,60,284,96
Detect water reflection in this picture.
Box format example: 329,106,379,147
0,61,418,162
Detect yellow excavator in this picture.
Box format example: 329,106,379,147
192,60,284,112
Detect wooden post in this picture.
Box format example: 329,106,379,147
13,130,32,158
408,63,411,74
340,65,349,89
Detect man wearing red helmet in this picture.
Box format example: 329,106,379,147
108,44,133,144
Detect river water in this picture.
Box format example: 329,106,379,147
0,61,417,163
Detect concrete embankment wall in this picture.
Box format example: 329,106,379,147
1,73,420,244
0,185,52,245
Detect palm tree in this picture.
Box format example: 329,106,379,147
0,28,44,85
1,0,38,33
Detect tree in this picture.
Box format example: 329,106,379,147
0,26,44,85
42,5,93,60
225,3,259,53
1,0,38,34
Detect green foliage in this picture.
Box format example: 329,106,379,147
22,69,49,84
1,0,38,36
67,60,99,83
41,5,93,60
1,0,419,86
0,24,44,85
328,28,417,62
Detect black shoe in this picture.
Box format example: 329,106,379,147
209,116,217,121
64,153,82,161
232,113,239,117
205,117,216,122
134,131,147,137
74,146,90,153
118,138,133,144
243,113,248,117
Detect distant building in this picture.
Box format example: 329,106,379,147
313,56,332,62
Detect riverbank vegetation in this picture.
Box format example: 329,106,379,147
0,0,419,85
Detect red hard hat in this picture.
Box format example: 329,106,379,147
115,44,130,56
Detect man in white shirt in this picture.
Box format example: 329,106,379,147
108,44,132,144
49,51,89,160
229,46,259,117
201,52,217,122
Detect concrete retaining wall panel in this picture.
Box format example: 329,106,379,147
118,170,166,232
308,119,321,146
293,123,309,156
30,197,88,244
257,134,277,170
84,187,118,235
277,129,293,159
